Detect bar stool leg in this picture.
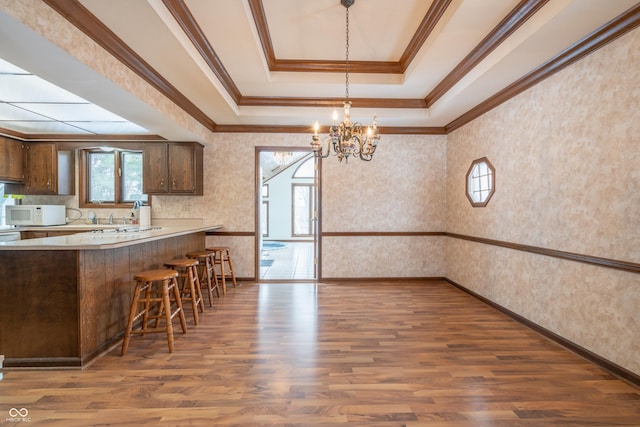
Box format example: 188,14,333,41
142,284,153,334
191,265,205,313
181,266,201,325
161,278,176,352
211,262,221,298
169,276,188,336
202,255,217,306
121,281,146,356
218,252,227,295
225,248,237,288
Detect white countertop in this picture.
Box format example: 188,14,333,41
0,224,222,250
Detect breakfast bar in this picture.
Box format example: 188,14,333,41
0,224,221,368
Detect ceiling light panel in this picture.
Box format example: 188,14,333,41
0,58,149,135
14,103,127,122
0,103,50,121
67,121,149,134
0,74,87,103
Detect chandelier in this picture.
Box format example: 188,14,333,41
311,0,380,162
273,151,293,167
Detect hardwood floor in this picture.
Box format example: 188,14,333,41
1,280,638,426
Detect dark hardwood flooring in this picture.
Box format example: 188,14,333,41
0,280,638,426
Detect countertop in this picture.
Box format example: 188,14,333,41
0,224,222,250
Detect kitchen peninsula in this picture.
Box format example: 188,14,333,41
0,224,221,368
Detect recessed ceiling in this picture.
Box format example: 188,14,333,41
0,0,638,141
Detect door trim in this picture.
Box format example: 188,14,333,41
255,146,320,282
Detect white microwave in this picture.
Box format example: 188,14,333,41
5,205,67,226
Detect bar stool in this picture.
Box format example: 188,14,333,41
121,269,187,355
206,246,237,295
164,258,205,325
186,250,220,307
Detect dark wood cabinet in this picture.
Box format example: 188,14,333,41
143,142,203,195
0,137,24,183
4,142,74,195
20,230,80,240
24,143,55,194
20,231,49,240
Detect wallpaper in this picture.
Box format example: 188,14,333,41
446,27,640,374
446,28,640,263
321,134,447,232
197,133,448,279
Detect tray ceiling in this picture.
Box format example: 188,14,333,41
0,0,638,140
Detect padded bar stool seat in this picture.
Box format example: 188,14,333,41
164,258,205,325
121,269,187,355
186,250,220,307
206,246,237,295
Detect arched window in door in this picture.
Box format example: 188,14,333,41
293,155,314,178
292,156,314,236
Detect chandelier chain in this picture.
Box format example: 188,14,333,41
345,6,349,101
310,0,380,162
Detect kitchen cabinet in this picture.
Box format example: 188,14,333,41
20,230,49,240
4,142,74,195
0,137,24,183
143,142,203,195
20,230,80,240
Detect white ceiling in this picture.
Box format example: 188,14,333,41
0,0,638,140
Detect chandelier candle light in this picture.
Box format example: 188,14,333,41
311,0,380,162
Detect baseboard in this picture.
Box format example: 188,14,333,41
443,278,640,388
3,357,82,369
318,276,445,283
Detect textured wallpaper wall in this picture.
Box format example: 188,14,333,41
195,133,448,279
320,134,447,278
445,28,640,375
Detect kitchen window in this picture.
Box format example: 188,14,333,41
80,148,148,208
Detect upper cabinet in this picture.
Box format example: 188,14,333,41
143,142,203,195
0,137,24,183
4,142,74,195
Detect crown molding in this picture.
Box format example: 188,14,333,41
161,0,242,103
426,0,550,107
445,3,640,133
212,124,446,135
247,0,453,74
30,1,640,138
42,0,217,132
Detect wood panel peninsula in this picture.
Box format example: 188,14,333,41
0,224,221,368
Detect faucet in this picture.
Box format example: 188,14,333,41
108,213,113,225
